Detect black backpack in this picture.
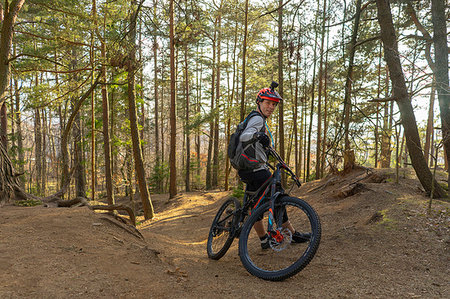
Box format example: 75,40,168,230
228,111,263,170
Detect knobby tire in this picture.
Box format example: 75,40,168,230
207,197,241,260
238,196,321,281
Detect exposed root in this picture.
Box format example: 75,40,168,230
90,204,136,227
332,182,369,198
99,216,144,240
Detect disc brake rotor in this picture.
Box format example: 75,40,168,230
269,228,292,252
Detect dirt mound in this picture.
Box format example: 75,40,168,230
0,205,187,298
1,169,449,298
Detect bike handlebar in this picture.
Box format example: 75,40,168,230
266,147,301,187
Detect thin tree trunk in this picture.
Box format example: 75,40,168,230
375,43,382,167
153,0,160,193
0,102,5,149
321,20,330,176
90,24,96,201
41,109,47,194
294,33,300,177
306,15,319,180
343,0,362,169
424,81,435,167
93,0,114,205
34,106,42,195
184,44,191,192
225,29,236,191
71,48,87,199
13,66,23,183
206,22,217,190
196,47,202,183
212,8,222,189
169,0,177,198
380,65,391,168
278,0,285,166
431,0,450,182
128,0,154,218
315,0,327,179
240,0,249,122
74,102,86,198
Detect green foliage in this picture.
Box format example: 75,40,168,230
149,161,169,193
14,199,43,207
306,171,317,182
231,185,244,200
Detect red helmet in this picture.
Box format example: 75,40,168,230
256,82,283,103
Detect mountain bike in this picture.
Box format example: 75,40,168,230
206,147,321,281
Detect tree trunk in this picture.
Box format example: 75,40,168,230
225,24,237,191
315,0,327,179
424,80,435,166
153,0,161,193
184,43,191,192
278,0,285,167
0,102,6,149
294,33,300,177
0,0,25,108
380,65,392,168
128,0,154,218
240,0,249,122
306,12,319,180
343,0,362,169
375,0,446,198
169,0,177,198
89,16,96,201
34,107,42,195
206,21,217,190
13,67,24,184
41,109,47,194
375,43,382,167
93,0,115,205
74,105,86,198
0,141,20,203
70,47,87,199
321,21,330,176
212,8,222,189
431,0,450,183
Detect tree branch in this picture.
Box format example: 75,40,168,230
369,96,398,103
8,53,65,66
404,3,435,72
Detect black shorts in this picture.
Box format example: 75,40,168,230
238,169,272,192
238,169,288,223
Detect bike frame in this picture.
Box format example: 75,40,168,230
238,147,301,238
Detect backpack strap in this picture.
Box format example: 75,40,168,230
243,110,262,124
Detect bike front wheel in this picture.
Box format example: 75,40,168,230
238,196,321,281
207,197,241,260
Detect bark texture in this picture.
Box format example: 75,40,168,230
431,0,450,185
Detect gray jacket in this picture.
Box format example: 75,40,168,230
239,113,269,172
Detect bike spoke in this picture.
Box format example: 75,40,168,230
207,197,241,260
239,197,321,280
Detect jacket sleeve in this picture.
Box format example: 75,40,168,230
239,115,264,143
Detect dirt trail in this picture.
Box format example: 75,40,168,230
1,168,449,298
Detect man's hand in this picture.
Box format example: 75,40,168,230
254,132,270,148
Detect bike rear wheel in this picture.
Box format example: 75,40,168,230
238,196,321,281
207,197,241,260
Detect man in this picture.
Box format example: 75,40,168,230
238,82,309,249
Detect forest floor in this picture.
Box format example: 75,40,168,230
0,168,449,298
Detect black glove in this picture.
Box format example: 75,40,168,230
254,132,270,148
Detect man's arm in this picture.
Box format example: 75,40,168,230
240,116,264,143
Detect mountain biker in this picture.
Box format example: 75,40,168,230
238,82,309,249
